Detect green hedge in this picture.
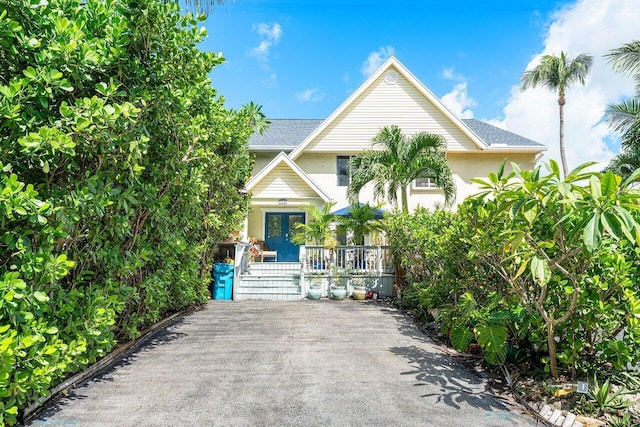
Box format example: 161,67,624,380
0,0,254,423
386,162,640,379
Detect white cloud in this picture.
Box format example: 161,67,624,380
361,46,395,77
249,23,282,62
440,68,477,119
295,88,326,103
492,0,639,171
441,82,476,119
442,67,464,82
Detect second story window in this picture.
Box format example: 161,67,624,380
337,156,351,186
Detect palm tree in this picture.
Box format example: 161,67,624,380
520,51,593,176
347,125,455,213
290,202,338,249
241,101,271,136
605,41,640,178
335,203,385,245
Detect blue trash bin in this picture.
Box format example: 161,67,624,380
212,262,234,300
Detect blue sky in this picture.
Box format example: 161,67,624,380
203,0,557,120
200,0,640,169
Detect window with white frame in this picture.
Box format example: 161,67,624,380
413,178,438,189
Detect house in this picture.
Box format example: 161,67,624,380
243,57,546,263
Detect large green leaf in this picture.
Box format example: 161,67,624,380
548,159,560,178
622,166,640,188
600,170,618,197
566,161,598,181
450,324,474,352
612,205,640,243
589,175,602,199
474,324,507,365
522,200,538,225
600,211,622,239
583,212,601,252
530,256,549,285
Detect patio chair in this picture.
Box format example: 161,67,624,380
256,240,277,262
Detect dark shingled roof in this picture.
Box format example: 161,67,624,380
248,118,543,149
248,119,323,149
461,119,544,147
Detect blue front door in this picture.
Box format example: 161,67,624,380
265,212,305,262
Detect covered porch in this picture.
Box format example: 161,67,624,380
231,243,396,301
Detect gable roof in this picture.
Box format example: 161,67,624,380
249,57,545,155
246,152,331,202
249,118,544,150
287,56,491,159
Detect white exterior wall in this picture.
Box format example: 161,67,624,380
300,65,481,155
291,151,539,213
406,152,538,211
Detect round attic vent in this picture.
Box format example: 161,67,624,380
384,71,398,84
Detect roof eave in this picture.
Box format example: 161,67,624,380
483,146,548,153
249,145,295,152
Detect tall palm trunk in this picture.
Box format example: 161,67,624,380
401,185,409,213
558,95,569,176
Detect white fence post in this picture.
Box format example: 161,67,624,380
299,245,306,298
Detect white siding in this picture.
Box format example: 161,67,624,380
303,66,481,153
292,152,538,212
251,163,318,199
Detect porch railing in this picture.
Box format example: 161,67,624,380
299,245,394,275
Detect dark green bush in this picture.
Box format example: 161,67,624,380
1,0,254,423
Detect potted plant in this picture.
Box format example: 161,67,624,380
329,265,347,300
351,276,367,300
307,275,323,300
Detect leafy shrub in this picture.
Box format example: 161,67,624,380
386,161,640,380
1,0,256,423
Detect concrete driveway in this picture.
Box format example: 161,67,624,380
29,300,536,426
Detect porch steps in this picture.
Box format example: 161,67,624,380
235,262,303,301
246,262,302,275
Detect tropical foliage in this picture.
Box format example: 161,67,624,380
347,125,456,213
386,161,640,380
291,202,338,249
0,0,255,423
520,51,593,176
335,203,385,245
605,40,640,178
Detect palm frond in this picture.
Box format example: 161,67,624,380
348,125,456,212
606,98,640,135
403,132,445,161
520,52,592,92
565,53,594,86
605,40,640,78
347,151,387,202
